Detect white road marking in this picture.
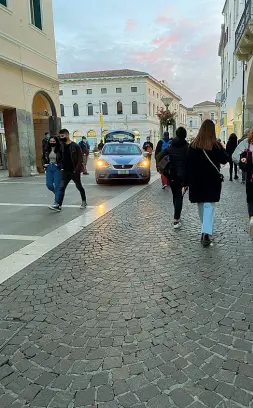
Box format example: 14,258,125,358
0,174,159,284
0,235,40,241
0,203,95,208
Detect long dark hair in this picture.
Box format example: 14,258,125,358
192,119,220,151
47,136,60,153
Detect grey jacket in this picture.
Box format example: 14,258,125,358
232,139,253,164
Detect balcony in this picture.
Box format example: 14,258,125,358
221,92,227,103
235,0,253,60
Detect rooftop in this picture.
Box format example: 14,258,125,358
58,69,149,80
193,101,217,107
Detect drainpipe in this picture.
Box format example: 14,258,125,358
242,60,246,135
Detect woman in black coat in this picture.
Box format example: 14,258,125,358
156,127,189,229
226,133,238,181
184,119,228,247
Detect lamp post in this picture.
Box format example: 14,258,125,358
161,97,174,136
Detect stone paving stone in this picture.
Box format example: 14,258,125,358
118,392,139,407
97,385,114,402
199,390,223,408
30,389,56,407
74,388,96,407
170,388,194,408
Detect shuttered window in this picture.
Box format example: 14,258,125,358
30,0,42,30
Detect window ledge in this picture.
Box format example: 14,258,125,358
0,4,13,15
29,23,46,36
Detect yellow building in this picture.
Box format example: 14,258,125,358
0,0,60,176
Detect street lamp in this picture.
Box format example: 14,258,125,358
161,97,174,134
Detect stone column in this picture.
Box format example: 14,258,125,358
244,105,253,130
3,108,36,177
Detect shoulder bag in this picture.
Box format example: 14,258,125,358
203,150,224,182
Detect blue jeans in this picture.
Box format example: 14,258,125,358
46,164,61,203
198,203,215,235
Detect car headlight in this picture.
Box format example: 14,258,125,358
137,159,150,168
96,159,110,168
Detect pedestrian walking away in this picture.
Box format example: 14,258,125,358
43,136,62,207
155,131,172,189
238,128,251,184
79,136,90,175
184,119,228,247
49,129,87,212
233,128,253,237
142,136,153,161
156,127,189,229
226,133,238,181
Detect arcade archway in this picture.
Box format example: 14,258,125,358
32,91,58,173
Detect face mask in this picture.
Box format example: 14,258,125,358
50,143,56,146
60,137,67,143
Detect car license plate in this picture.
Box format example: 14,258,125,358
118,170,129,175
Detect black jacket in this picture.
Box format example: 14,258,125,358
226,139,237,158
157,137,189,182
184,144,228,203
61,142,84,173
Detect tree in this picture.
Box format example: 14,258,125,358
157,107,176,132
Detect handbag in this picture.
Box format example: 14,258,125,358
203,150,224,182
157,152,171,176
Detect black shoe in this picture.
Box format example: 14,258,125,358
49,204,61,212
234,175,239,180
201,234,211,247
229,177,233,181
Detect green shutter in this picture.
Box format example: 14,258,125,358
33,0,42,30
0,0,7,7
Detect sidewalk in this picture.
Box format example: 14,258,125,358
0,177,252,408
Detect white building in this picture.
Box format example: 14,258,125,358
186,101,220,139
59,69,186,149
218,0,253,141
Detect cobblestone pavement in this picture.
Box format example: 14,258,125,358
0,176,253,408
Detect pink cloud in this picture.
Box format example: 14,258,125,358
156,15,174,24
125,19,137,31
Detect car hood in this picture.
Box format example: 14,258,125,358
101,155,143,165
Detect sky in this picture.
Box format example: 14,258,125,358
52,0,224,107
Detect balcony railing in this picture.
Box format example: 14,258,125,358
221,92,227,103
235,0,252,51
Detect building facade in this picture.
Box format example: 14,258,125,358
59,70,185,149
0,0,60,176
219,0,253,141
186,101,220,139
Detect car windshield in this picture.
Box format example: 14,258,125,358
103,144,141,156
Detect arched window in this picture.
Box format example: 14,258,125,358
88,103,93,116
132,101,138,114
102,102,108,115
73,103,79,116
117,101,123,115
60,104,65,117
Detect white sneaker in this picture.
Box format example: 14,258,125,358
250,218,253,237
80,201,87,209
173,221,182,229
49,204,61,212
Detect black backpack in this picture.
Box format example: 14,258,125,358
156,151,171,177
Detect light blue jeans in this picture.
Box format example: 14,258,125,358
46,164,61,203
198,203,215,235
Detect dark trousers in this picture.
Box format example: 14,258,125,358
242,171,246,182
246,182,253,217
229,159,237,179
58,171,86,206
170,180,183,220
